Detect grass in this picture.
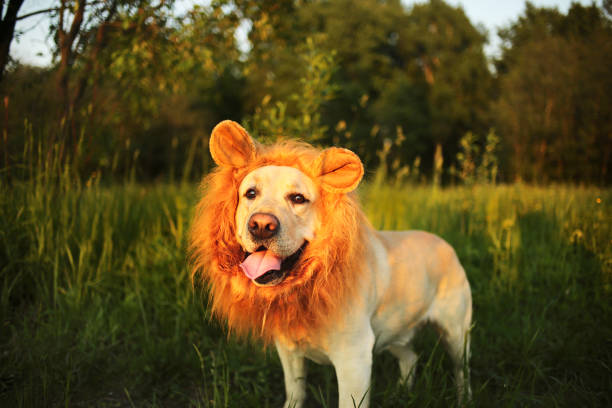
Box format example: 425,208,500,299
1,159,611,406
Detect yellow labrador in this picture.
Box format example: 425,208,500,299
190,120,472,408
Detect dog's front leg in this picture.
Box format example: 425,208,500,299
330,326,375,408
275,340,307,408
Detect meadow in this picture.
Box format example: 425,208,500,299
1,162,610,406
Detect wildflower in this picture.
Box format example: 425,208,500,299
570,229,584,244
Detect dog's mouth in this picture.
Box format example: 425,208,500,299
240,242,308,286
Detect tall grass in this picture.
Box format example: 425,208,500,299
1,130,610,406
363,181,611,406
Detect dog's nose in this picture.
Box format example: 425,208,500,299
248,213,280,240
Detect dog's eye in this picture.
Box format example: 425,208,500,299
289,193,308,204
245,188,257,200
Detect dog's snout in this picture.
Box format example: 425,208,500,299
248,213,280,240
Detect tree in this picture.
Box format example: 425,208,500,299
51,1,171,118
2,1,246,180
297,0,492,173
230,0,305,114
495,2,612,183
0,0,25,81
374,0,493,174
71,1,245,179
299,0,405,165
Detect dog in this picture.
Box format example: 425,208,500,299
190,120,472,408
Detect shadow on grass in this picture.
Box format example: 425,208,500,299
466,209,611,407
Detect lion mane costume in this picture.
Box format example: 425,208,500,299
189,121,370,344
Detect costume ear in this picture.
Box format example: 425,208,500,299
209,120,256,168
315,147,364,193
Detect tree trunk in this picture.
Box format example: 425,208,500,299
57,0,86,115
72,1,118,109
0,0,25,81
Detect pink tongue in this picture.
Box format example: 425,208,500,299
239,250,282,280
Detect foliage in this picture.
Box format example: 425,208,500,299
232,0,304,113
452,129,499,185
247,36,337,143
494,2,612,183
374,125,423,187
374,0,493,170
3,2,246,181
298,0,493,173
88,2,245,179
3,0,611,184
226,0,493,175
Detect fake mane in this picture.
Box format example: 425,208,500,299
189,140,369,344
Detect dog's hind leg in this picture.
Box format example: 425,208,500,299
433,288,472,403
442,322,471,403
388,344,418,388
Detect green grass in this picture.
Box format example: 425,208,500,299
1,168,610,406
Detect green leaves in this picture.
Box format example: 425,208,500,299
247,36,337,143
494,3,612,183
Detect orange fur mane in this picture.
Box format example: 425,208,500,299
189,140,369,344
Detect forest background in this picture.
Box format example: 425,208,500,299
2,0,611,184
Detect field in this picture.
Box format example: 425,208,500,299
1,171,611,407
